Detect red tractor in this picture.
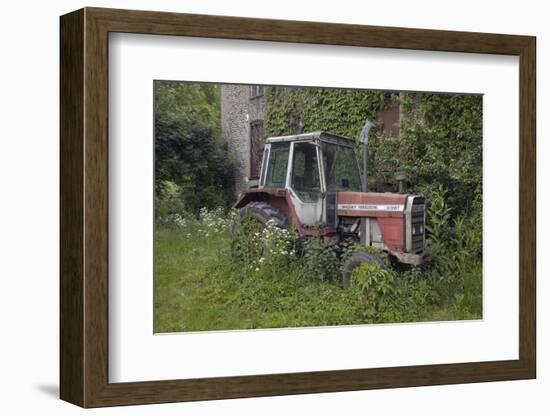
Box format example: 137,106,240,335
234,123,431,286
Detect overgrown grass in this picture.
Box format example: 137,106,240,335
154,190,482,333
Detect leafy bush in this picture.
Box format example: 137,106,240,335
155,81,236,216
421,185,482,315
300,237,355,282
372,93,482,217
232,218,299,275
352,263,396,297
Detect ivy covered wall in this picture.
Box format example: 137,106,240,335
265,87,388,140
264,86,482,218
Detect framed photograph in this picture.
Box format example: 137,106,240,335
60,7,536,408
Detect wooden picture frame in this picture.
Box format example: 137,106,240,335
60,7,536,408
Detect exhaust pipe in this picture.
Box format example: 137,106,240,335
359,119,375,192
395,172,408,194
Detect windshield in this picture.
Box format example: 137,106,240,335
321,142,362,192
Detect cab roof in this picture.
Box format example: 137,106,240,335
265,131,355,147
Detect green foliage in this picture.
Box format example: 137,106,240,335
426,184,452,258
156,203,482,332
300,238,356,282
265,87,387,141
352,263,395,297
231,217,300,276
155,180,186,220
348,262,445,323
355,245,391,267
154,81,236,216
373,93,483,216
420,185,482,316
230,216,355,284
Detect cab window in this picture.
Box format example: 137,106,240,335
264,142,290,188
322,142,362,192
291,142,321,202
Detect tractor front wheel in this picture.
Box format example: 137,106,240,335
342,252,386,288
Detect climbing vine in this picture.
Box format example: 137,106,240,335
265,87,388,142
373,92,483,216
265,87,482,218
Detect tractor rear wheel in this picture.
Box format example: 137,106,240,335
238,201,288,231
232,201,288,243
231,202,289,259
342,252,386,288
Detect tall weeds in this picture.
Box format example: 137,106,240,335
156,195,482,332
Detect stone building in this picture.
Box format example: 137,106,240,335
221,84,266,195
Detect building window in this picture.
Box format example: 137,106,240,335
377,103,401,137
250,85,264,98
249,120,264,179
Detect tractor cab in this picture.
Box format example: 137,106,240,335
259,132,361,226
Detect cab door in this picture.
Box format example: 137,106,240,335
287,141,325,226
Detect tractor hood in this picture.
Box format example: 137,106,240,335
337,192,408,218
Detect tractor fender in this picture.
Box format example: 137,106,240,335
234,188,287,209
234,189,335,238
